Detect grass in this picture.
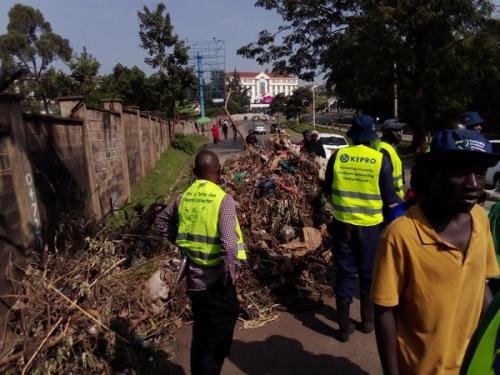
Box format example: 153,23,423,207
107,134,209,229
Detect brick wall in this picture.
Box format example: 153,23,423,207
122,109,142,187
23,114,89,222
86,108,128,214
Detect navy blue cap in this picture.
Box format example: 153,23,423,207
417,129,498,166
461,111,485,128
347,115,377,143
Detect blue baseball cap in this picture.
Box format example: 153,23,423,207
417,129,498,166
461,111,485,128
347,115,377,143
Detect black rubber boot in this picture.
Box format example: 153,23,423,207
360,297,374,333
336,299,354,342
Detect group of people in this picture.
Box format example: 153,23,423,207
155,110,499,375
208,118,238,144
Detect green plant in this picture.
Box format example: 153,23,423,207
171,134,195,155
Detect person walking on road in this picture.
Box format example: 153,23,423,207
324,115,400,342
212,123,220,144
373,119,406,199
155,150,247,375
371,129,499,375
245,129,258,146
222,120,229,141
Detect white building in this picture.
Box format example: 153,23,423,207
227,71,299,109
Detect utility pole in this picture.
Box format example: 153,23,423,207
196,53,205,118
312,85,317,128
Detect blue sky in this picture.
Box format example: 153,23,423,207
1,1,499,77
0,0,282,74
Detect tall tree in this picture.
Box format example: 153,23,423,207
227,71,250,114
138,3,195,123
238,0,495,147
68,47,100,104
0,4,72,113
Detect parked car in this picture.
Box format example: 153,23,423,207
251,115,260,121
270,123,282,133
318,133,349,159
486,140,500,187
251,122,267,135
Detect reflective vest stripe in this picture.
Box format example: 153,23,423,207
331,189,382,201
238,243,246,251
334,205,383,215
184,249,221,260
176,233,220,244
394,176,403,182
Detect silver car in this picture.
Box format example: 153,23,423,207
252,122,267,135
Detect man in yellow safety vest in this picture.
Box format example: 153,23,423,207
155,150,246,375
373,119,406,199
324,115,400,342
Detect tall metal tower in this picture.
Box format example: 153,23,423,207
187,39,227,110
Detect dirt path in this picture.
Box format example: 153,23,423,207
168,124,382,374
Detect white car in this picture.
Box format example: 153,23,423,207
251,122,267,135
486,140,500,187
319,133,349,159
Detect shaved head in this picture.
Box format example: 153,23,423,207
194,150,220,181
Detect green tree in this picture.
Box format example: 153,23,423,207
239,0,495,147
226,71,250,114
285,86,312,121
68,47,100,105
0,4,72,113
269,92,287,114
138,3,195,124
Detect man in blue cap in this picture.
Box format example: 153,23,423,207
461,111,485,133
372,129,499,374
324,114,400,342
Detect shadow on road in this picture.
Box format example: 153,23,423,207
288,299,339,339
109,317,186,375
229,335,369,375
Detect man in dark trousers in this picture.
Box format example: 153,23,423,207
373,119,405,199
155,150,247,375
324,115,399,342
372,129,499,374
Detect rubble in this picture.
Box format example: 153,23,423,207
222,147,334,313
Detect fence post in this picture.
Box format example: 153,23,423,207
58,96,102,218
103,99,131,204
0,93,41,350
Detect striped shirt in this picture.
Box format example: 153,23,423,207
155,192,240,291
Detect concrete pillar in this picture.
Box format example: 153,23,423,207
58,95,84,118
142,111,155,169
0,93,39,350
103,99,130,204
58,96,101,218
125,106,144,178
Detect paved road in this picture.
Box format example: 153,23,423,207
169,120,383,374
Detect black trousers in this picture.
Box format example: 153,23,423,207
332,218,381,303
187,281,239,375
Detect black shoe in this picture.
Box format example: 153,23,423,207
360,297,374,333
336,299,355,342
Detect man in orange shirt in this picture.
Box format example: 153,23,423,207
371,129,500,375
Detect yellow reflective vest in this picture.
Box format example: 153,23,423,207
373,140,404,199
176,179,247,266
332,145,384,226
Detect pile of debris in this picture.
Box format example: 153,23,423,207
1,207,189,374
222,148,334,312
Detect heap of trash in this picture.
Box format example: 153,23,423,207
222,147,334,313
